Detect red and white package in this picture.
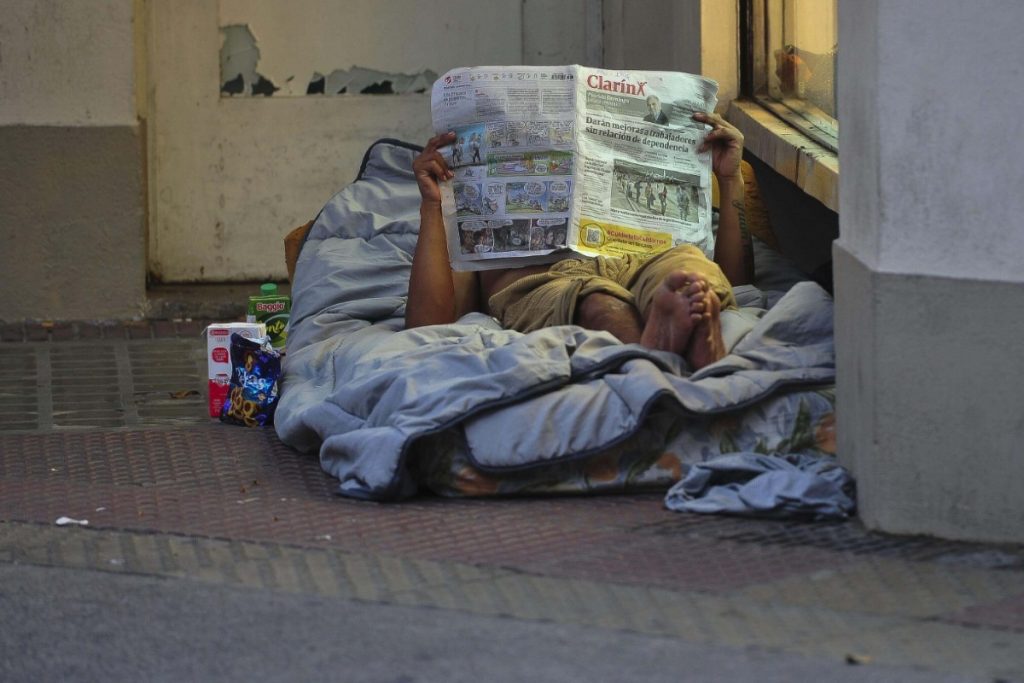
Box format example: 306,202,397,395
205,323,265,417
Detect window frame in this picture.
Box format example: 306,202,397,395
740,0,838,154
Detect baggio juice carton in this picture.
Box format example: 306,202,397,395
246,283,290,351
205,322,266,417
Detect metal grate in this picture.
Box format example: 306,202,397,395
640,513,1024,570
0,340,208,432
50,344,123,428
0,346,38,431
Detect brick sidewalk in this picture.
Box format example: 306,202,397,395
2,327,1023,680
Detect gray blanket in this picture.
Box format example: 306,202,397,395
665,452,855,519
275,140,836,500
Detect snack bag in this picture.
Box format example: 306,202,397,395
220,333,282,427
206,322,265,417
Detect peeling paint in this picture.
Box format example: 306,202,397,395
152,1,605,282
306,66,437,96
306,75,325,95
220,24,434,98
220,24,278,96
319,65,436,95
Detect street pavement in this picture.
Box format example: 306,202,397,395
1,321,1022,682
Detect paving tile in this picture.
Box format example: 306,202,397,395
24,325,49,342
49,323,77,341
0,323,25,343
124,321,153,340
942,591,1024,632
2,517,1021,679
806,619,1024,679
74,323,105,340
150,320,178,338
1,425,1020,604
737,556,1024,619
175,320,211,338
1,331,1023,681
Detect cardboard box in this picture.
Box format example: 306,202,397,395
205,323,265,417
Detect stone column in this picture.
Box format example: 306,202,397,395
0,0,145,320
835,0,1024,542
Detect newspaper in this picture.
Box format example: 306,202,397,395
431,65,719,272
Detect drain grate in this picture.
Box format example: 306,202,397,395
0,346,38,431
0,340,208,431
50,344,123,428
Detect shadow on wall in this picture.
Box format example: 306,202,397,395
219,24,436,97
746,152,838,294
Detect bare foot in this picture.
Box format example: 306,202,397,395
685,288,726,370
640,271,707,355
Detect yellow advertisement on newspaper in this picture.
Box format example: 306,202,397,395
575,219,673,257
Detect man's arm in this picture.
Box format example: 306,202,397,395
693,112,754,286
406,133,479,328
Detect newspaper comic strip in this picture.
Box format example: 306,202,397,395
431,66,718,271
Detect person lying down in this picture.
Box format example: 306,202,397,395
406,112,756,371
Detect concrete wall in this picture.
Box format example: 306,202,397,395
216,0,602,96
2,0,732,306
603,0,738,109
148,0,602,282
835,0,1024,542
0,0,146,319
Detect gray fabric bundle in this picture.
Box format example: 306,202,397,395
665,452,855,520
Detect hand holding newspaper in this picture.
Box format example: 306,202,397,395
431,65,719,271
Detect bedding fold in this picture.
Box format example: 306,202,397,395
275,139,838,501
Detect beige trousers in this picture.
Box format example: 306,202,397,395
487,245,736,334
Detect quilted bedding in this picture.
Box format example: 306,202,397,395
274,139,836,500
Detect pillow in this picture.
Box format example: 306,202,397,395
284,220,314,283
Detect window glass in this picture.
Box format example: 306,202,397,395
748,0,838,151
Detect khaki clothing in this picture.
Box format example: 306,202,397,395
487,245,736,334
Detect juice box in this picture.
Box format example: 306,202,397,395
246,283,290,351
205,322,265,417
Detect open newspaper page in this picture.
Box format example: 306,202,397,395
430,66,719,271
571,67,719,258
431,66,578,272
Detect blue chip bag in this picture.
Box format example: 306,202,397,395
220,333,281,427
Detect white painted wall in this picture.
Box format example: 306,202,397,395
219,0,523,96
838,0,1024,283
700,0,738,109
524,0,603,67
603,0,737,111
149,0,601,282
0,0,146,321
836,0,1024,543
0,0,136,126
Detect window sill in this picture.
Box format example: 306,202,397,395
727,99,839,212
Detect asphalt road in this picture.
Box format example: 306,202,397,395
0,562,982,683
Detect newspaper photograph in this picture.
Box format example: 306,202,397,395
430,65,718,271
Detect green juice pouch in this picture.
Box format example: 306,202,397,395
246,282,290,350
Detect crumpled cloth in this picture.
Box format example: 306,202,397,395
664,452,855,520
